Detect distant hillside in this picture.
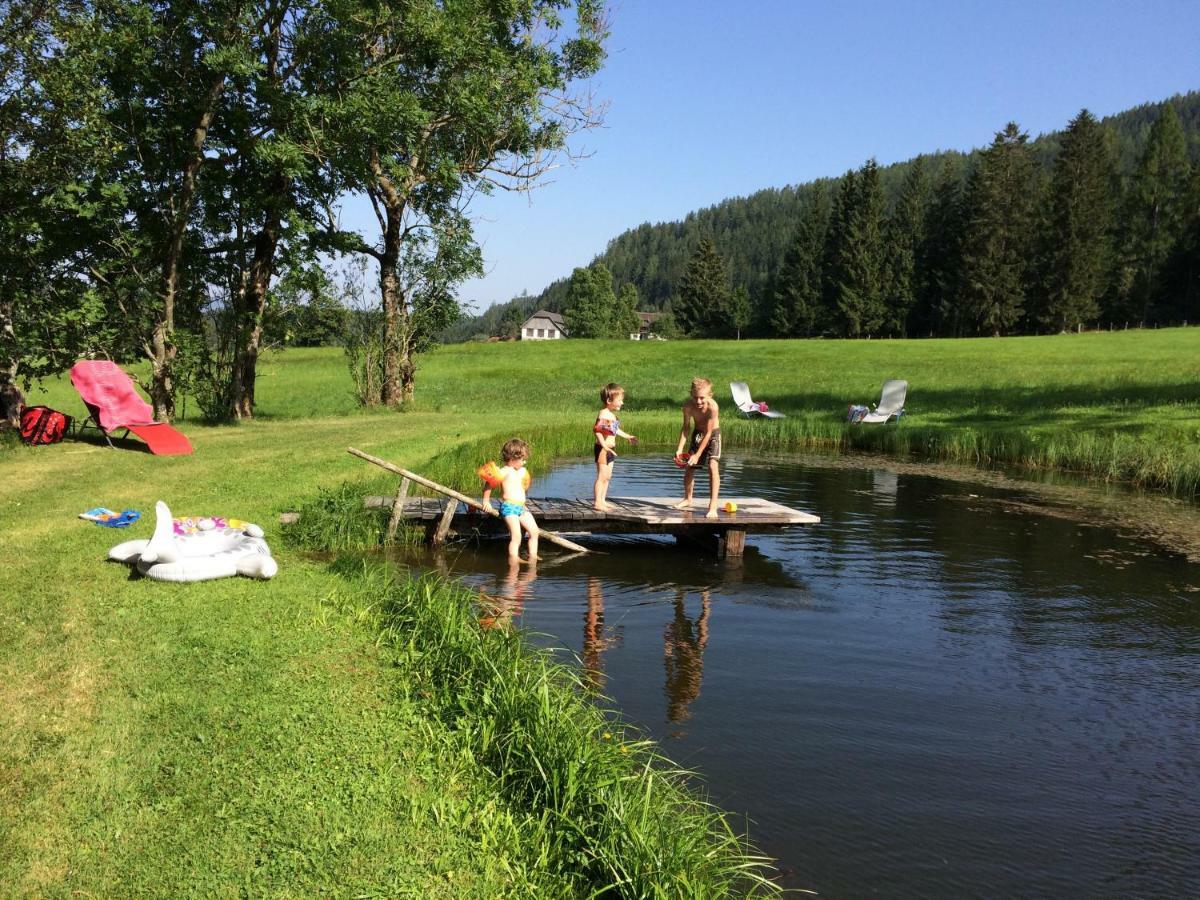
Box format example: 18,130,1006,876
444,92,1200,342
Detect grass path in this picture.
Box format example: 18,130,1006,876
3,329,1197,892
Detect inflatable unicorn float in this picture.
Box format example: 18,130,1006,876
109,501,278,582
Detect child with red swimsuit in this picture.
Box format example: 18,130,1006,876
592,382,637,512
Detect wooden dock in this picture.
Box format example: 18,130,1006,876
343,449,820,560
367,494,820,559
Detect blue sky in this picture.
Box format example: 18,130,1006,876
348,0,1200,311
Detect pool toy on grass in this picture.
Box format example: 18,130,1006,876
108,501,277,582
80,507,142,527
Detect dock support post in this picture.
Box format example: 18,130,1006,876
385,476,412,542
429,499,457,547
717,528,746,560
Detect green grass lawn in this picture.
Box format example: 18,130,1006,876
3,328,1197,894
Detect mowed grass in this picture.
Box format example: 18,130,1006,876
2,328,1196,895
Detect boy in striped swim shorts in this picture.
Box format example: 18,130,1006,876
673,377,722,519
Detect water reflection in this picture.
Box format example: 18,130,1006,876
582,576,620,691
663,589,711,728
395,453,1200,896
478,557,536,630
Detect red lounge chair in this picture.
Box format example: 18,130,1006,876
69,360,194,456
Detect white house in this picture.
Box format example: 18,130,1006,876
520,310,567,340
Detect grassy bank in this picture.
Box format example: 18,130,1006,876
3,368,778,894
3,329,1195,893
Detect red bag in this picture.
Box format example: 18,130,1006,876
19,406,72,446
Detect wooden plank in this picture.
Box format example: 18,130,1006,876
347,448,590,554
385,476,412,542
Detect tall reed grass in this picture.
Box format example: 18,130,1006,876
328,561,780,896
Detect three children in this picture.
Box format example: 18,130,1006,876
481,376,726,562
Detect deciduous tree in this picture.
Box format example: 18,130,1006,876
564,263,617,338
313,0,608,405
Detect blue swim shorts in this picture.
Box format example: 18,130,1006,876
499,500,526,518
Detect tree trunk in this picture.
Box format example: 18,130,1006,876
377,194,405,408
0,290,16,384
230,197,282,419
150,77,226,422
0,291,22,430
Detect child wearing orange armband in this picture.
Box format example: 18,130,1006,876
593,382,637,511
479,438,539,561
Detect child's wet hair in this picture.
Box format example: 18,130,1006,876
502,438,530,462
691,377,713,395
601,382,624,405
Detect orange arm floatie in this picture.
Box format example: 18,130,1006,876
477,461,503,489
522,468,531,490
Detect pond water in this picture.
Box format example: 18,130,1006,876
403,454,1200,896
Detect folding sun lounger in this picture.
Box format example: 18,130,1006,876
69,360,194,455
859,379,907,424
730,381,786,418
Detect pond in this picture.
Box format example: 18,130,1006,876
402,453,1200,896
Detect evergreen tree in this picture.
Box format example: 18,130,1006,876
827,159,887,336
770,188,828,336
728,286,751,339
919,159,966,336
882,157,930,336
675,238,731,336
1116,104,1192,324
959,123,1038,336
1160,167,1200,323
1038,109,1116,332
821,170,855,332
564,263,617,337
613,283,642,338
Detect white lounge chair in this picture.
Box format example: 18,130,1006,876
860,379,907,423
730,381,786,419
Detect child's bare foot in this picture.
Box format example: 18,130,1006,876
705,508,718,519
672,499,691,510
593,501,609,511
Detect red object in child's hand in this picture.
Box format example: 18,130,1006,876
628,436,639,446
758,401,769,412
674,453,689,468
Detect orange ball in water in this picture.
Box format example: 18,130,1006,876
724,501,738,513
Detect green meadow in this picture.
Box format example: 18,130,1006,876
2,328,1197,894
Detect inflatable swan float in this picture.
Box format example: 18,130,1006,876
109,501,278,582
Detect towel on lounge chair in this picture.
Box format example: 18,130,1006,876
730,381,786,419
858,380,907,424
69,360,194,455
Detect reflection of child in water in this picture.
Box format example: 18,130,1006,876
480,556,537,630
663,589,711,724
582,576,622,692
